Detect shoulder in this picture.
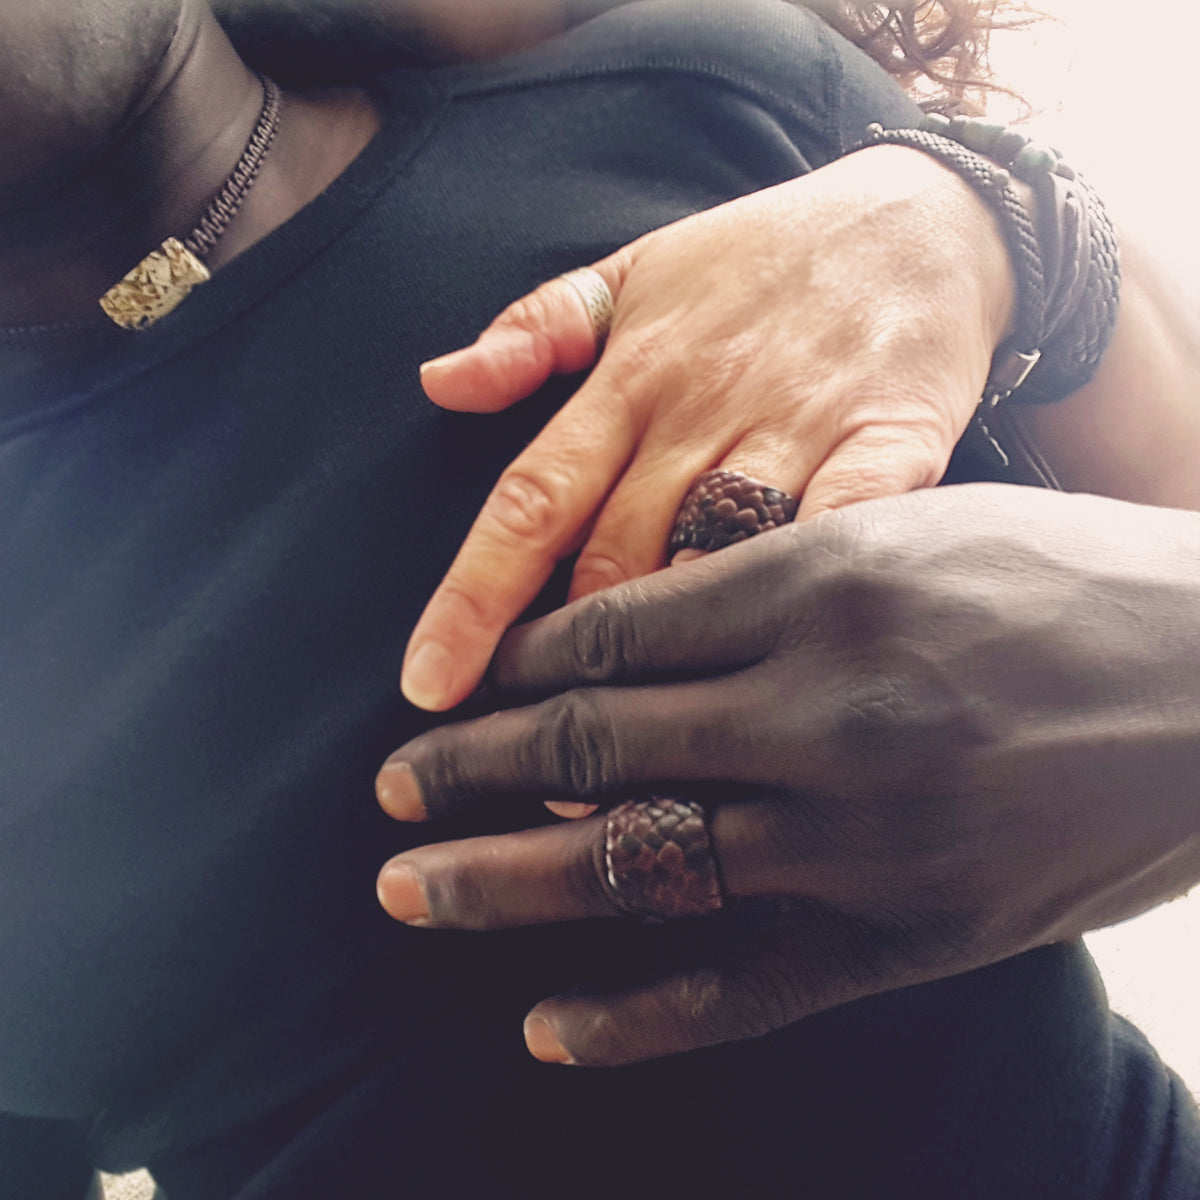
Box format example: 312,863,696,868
441,0,920,162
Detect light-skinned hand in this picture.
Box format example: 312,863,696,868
402,146,1017,711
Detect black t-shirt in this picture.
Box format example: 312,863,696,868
0,3,1196,1196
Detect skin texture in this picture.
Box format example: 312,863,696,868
1020,237,1200,510
345,2,1200,1070
377,484,1200,1065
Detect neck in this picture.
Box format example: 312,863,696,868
0,0,379,360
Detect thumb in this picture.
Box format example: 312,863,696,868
419,252,630,413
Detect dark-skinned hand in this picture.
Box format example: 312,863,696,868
376,483,1200,1066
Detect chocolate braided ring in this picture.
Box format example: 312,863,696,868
601,469,798,920
604,797,723,919
669,468,799,555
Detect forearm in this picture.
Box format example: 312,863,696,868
1020,236,1200,511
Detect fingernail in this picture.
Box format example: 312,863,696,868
401,640,455,711
377,862,431,925
376,761,426,821
544,800,599,820
524,1017,573,1065
420,328,532,380
420,346,474,380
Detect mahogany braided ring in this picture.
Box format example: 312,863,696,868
669,468,799,555
604,797,723,919
601,469,799,919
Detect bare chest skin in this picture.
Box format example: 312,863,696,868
0,0,380,375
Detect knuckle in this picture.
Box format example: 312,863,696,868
884,415,955,487
814,450,934,513
716,961,803,1038
675,964,792,1047
676,968,750,1041
570,549,630,597
827,406,953,482
483,466,570,548
835,668,933,776
495,283,562,334
798,561,995,792
834,650,989,793
568,590,641,682
902,903,989,967
756,520,809,574
850,897,988,981
523,692,619,796
567,1007,633,1066
429,572,506,638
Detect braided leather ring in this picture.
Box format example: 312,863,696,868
669,468,799,555
602,469,799,919
605,797,723,919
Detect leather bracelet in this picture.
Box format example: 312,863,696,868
919,113,1120,407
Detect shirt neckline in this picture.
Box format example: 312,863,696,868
0,69,448,440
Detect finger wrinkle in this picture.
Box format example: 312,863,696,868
485,467,573,548
532,691,622,797
569,591,639,681
567,550,632,601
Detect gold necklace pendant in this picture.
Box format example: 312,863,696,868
99,238,212,331
97,75,282,332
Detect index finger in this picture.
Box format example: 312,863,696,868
399,388,639,712
488,523,805,696
377,672,779,821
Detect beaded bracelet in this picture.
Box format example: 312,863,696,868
862,116,1120,415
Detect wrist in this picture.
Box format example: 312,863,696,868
838,144,1017,353
976,173,1026,353
864,118,1121,409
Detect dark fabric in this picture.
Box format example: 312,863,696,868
143,942,1200,1200
0,3,1195,1197
0,1112,95,1200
